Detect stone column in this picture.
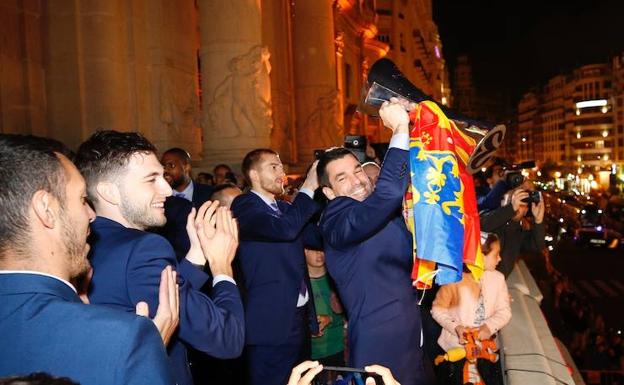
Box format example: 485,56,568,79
0,0,46,136
292,0,343,167
198,0,273,171
44,0,132,149
262,0,297,165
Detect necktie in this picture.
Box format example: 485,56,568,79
269,202,281,214
175,192,185,198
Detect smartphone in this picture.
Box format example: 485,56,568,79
315,366,383,385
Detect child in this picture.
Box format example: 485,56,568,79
431,233,511,385
305,247,346,384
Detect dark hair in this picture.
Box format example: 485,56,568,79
213,163,232,173
316,147,359,187
0,372,79,385
74,130,156,204
163,147,191,164
210,182,241,201
0,134,69,258
241,149,277,186
481,232,500,255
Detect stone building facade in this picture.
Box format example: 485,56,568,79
0,0,449,172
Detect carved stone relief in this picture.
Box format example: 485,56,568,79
160,71,200,138
204,45,273,139
304,89,343,147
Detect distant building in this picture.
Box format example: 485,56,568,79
516,59,624,179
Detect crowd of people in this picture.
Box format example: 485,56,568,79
0,98,555,385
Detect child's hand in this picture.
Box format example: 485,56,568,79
455,325,469,344
478,324,493,340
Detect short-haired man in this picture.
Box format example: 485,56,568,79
0,134,174,385
316,100,426,385
213,163,233,185
231,149,320,385
361,161,381,186
210,183,243,209
162,147,213,208
75,131,244,385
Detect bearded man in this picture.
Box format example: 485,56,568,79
230,149,320,385
74,130,244,385
0,134,174,384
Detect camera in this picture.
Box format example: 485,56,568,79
344,135,367,163
503,160,535,189
521,190,541,204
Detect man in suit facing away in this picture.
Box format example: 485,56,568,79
0,134,174,385
317,99,427,385
231,149,320,385
161,147,213,208
75,130,245,385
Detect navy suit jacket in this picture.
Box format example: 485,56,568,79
159,195,194,261
0,273,173,385
320,148,424,385
88,217,245,385
192,182,213,208
231,191,320,345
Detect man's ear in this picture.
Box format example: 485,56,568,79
322,186,336,200
249,169,258,186
31,190,57,229
95,182,121,206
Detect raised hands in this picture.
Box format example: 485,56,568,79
194,200,239,278
135,266,180,346
379,97,414,135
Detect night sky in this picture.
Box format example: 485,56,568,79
433,0,624,111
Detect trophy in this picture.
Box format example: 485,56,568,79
359,58,506,174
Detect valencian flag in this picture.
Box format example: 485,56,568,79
405,101,484,288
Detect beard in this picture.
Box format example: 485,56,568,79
59,210,91,280
166,173,186,190
119,185,166,230
260,177,284,196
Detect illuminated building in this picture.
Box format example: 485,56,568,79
0,0,449,171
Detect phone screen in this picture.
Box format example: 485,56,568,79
314,366,382,385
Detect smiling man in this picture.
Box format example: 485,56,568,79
231,149,320,385
0,134,173,385
316,100,427,385
74,130,244,385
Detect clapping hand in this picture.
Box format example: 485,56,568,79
135,266,180,346
194,200,239,277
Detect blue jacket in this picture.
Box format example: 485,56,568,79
320,148,425,385
231,191,320,345
88,217,245,385
192,182,214,208
0,273,174,385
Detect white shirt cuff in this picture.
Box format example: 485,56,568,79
389,133,409,150
212,274,236,286
299,188,314,199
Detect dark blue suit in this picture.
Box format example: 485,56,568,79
231,192,319,385
320,148,425,385
192,181,213,208
88,217,245,385
0,273,173,385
